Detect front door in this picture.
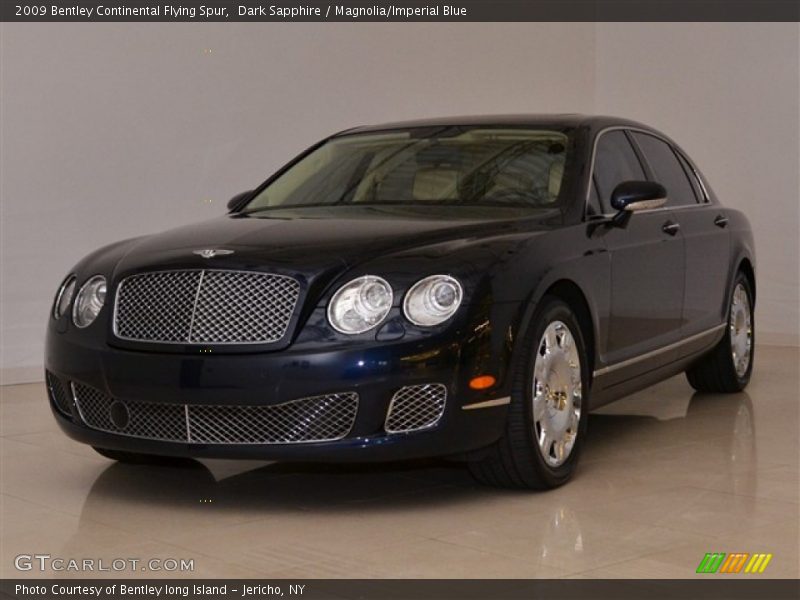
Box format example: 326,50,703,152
592,130,686,379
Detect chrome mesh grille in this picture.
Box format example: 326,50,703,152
190,394,359,444
71,383,358,444
72,382,186,441
115,270,199,342
114,269,301,345
385,383,447,434
46,371,72,416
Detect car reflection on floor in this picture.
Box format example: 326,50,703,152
47,391,757,578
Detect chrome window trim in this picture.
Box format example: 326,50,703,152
584,126,708,221
593,323,726,378
592,202,709,219
112,268,301,345
673,147,710,203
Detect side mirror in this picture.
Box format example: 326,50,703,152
609,181,667,227
226,190,253,213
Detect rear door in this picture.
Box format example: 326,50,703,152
593,130,686,379
630,133,730,346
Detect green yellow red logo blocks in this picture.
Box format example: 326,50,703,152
696,552,773,574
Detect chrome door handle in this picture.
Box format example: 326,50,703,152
662,221,681,236
714,214,729,228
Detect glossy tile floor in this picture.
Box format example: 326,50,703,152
1,345,798,579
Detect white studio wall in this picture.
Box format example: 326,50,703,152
0,22,597,382
1,22,798,384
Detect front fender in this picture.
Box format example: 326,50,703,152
488,224,611,384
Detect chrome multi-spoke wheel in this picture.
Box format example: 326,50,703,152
532,321,582,467
467,297,588,489
730,282,752,378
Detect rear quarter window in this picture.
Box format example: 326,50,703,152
675,150,708,202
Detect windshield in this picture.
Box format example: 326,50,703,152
243,127,571,212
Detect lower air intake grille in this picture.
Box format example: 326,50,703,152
385,383,447,434
46,371,72,416
71,383,358,444
72,382,186,441
189,395,359,444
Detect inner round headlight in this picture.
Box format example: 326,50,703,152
53,275,76,319
73,275,107,328
328,275,393,334
403,275,463,327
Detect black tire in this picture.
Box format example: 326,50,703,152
92,446,193,467
468,297,590,490
686,272,755,393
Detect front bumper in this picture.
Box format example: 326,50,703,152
45,330,512,462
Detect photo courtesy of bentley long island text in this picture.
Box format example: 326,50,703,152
46,115,755,490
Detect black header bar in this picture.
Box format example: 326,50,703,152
2,1,800,22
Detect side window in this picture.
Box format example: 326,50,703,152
631,132,699,206
587,177,602,216
676,151,707,202
592,131,646,210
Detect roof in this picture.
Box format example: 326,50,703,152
340,114,656,136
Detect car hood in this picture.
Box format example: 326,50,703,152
113,205,560,277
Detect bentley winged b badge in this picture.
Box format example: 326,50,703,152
193,249,234,259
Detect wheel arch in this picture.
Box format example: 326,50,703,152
737,257,756,306
514,278,599,381
544,280,597,378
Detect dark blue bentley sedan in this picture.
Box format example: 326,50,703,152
46,115,755,489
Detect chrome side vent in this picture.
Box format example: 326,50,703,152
385,383,447,434
46,371,72,417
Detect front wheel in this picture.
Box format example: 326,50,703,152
468,297,590,489
686,271,755,393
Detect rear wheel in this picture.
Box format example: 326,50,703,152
468,297,590,489
92,447,193,467
686,271,754,393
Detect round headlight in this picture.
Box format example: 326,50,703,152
403,275,463,327
327,276,393,335
53,275,76,319
73,275,107,328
